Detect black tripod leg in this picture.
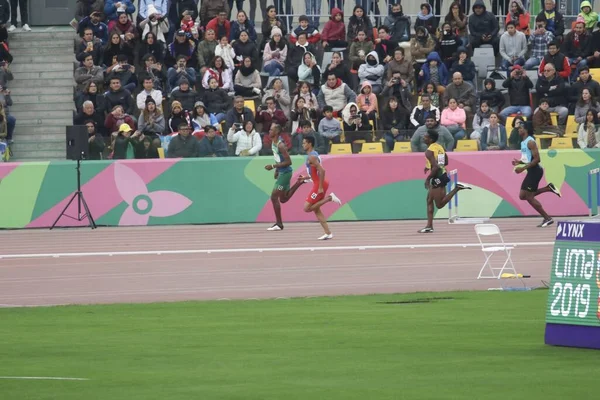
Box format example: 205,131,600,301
50,192,79,230
79,192,97,229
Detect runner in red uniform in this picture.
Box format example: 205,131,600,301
298,136,342,240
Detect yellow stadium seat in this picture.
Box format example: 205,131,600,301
549,137,574,149
359,142,383,154
392,142,411,153
330,143,352,154
565,115,578,138
550,112,558,126
157,147,165,159
535,137,543,149
590,68,600,82
244,100,256,114
455,139,479,152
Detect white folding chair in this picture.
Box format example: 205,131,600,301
474,224,518,279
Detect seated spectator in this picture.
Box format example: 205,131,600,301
292,81,318,112
500,66,533,119
215,35,236,70
373,26,396,64
263,78,291,119
104,77,135,116
317,73,357,115
76,27,103,66
0,61,12,90
382,97,410,150
74,54,104,93
569,67,600,108
579,1,598,32
411,115,454,152
191,101,212,131
230,11,257,43
167,55,197,93
292,120,326,155
103,32,134,66
227,120,262,156
203,77,230,123
508,116,525,149
286,33,317,81
420,82,440,108
449,47,476,84
138,96,165,141
349,30,374,71
139,6,169,45
410,26,436,62
440,97,467,142
444,1,468,47
478,79,505,112
539,41,570,80
578,109,600,148
524,15,554,70
166,2,197,40
167,123,199,158
574,88,600,124
384,3,410,44
358,51,384,94
108,10,138,45
346,6,373,43
479,112,507,150
437,22,461,70
111,123,138,159
171,77,200,111
470,101,492,141
200,0,228,29
168,101,189,132
419,52,449,93
233,31,259,71
505,0,530,36
562,17,592,80
499,21,526,73
260,6,288,53
385,47,413,87
134,135,160,159
76,2,103,22
341,102,371,144
532,98,562,135
291,97,315,130
225,95,255,131
321,51,352,87
105,105,136,134
206,10,231,40
104,0,135,23
410,94,440,128
76,81,107,115
318,105,342,144
536,62,568,125
415,2,438,36
197,30,217,77
77,11,108,45
0,103,8,142
298,52,321,90
202,56,232,92
138,32,166,66
105,54,138,93
136,77,163,111
290,15,321,45
138,54,167,92
443,72,475,114
356,82,378,124
468,0,499,55
321,8,347,50
74,100,105,135
256,96,288,136
165,30,195,69
234,56,262,97
84,120,105,160
262,27,287,77
199,125,228,157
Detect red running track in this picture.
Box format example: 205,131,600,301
0,218,557,307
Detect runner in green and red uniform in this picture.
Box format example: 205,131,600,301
264,124,306,231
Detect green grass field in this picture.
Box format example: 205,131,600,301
0,290,596,400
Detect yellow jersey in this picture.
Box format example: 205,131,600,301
426,143,446,174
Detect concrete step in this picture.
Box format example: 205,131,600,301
9,70,74,80
11,54,76,64
8,39,74,49
10,78,74,88
9,85,73,95
15,117,73,126
9,63,72,73
11,102,74,111
10,46,74,56
10,147,66,161
13,124,67,134
9,30,76,40
12,139,65,151
15,132,65,142
11,109,72,119
12,94,73,104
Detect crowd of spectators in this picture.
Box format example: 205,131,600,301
71,0,600,160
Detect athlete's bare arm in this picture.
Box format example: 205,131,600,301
515,140,540,173
265,142,292,171
425,150,438,185
309,155,326,192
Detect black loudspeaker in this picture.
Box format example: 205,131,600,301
66,125,90,161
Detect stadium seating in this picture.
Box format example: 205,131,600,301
549,137,574,149
391,142,411,153
359,142,383,154
330,144,352,154
455,140,479,152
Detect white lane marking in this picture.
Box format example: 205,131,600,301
0,376,89,381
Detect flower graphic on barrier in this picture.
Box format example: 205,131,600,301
541,149,594,191
114,163,192,225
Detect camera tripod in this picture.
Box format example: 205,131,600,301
50,158,96,230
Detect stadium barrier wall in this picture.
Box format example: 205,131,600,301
0,148,595,229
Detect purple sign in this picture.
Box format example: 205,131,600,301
545,324,600,349
555,221,600,242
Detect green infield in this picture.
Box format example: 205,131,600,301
0,290,596,400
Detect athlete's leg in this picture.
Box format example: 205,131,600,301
304,194,333,212
519,189,551,219
270,189,284,228
314,207,332,235
280,179,305,204
433,185,470,209
425,190,435,229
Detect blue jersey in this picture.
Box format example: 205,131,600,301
272,138,293,174
520,136,541,170
305,150,321,179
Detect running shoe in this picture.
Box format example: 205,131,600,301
330,192,342,205
418,227,434,233
267,224,283,231
548,183,562,197
456,183,472,190
538,218,554,228
318,233,333,240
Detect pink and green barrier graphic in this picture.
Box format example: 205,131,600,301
0,149,596,229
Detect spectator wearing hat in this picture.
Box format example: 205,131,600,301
111,122,139,159
167,54,196,93
77,11,109,45
562,16,592,80
139,5,169,45
262,26,287,77
8,0,30,31
168,122,199,157
468,0,499,55
104,0,135,22
166,29,196,69
449,47,476,84
138,96,165,140
84,120,105,160
138,0,169,21
171,76,200,111
168,100,189,132
198,125,228,157
191,101,211,130
137,76,163,111
76,27,104,66
75,54,104,93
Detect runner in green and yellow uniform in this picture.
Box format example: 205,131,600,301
264,124,306,231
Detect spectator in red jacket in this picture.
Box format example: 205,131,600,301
321,8,347,50
206,10,231,40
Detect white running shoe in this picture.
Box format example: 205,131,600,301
330,192,342,205
318,233,333,240
267,224,283,231
22,24,31,32
456,183,472,190
7,25,16,32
